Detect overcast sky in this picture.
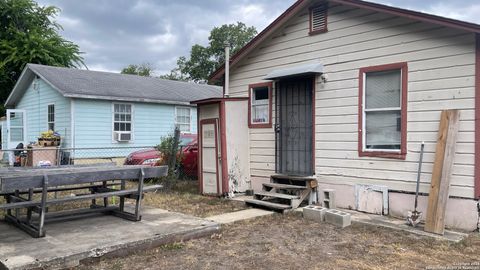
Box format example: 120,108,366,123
35,0,480,75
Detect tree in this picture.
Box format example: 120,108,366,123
163,22,257,83
0,0,84,115
121,63,154,77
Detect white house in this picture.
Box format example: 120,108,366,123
197,0,480,231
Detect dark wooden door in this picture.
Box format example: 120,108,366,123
275,77,314,176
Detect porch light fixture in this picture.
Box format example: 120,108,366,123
320,73,328,83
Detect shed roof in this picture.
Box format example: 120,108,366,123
5,64,222,107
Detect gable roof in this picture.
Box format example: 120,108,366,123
209,0,480,82
5,64,222,108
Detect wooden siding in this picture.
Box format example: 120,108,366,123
73,99,197,152
15,79,72,147
227,3,477,198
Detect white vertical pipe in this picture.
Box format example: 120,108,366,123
224,43,230,98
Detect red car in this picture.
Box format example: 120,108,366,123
124,134,198,177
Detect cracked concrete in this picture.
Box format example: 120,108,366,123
207,208,274,224
0,207,219,270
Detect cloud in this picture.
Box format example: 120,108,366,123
35,0,479,74
145,25,178,53
424,2,480,24
35,0,295,73
369,0,480,24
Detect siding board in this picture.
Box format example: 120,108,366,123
16,79,72,147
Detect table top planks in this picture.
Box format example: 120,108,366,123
0,165,168,192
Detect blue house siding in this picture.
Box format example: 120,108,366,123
15,79,71,147
72,99,197,158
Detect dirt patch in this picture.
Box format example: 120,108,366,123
76,212,480,270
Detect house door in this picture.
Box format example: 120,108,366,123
275,77,314,176
200,119,221,195
7,109,26,149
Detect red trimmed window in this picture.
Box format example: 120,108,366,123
248,82,272,128
358,62,408,159
309,4,328,35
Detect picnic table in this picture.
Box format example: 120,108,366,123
0,165,167,238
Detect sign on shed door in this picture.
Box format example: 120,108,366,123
200,119,222,195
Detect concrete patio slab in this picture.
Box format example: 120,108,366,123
0,207,219,270
347,210,468,242
207,208,274,224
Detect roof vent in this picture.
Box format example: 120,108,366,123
310,4,328,34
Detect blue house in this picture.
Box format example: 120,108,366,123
1,64,221,159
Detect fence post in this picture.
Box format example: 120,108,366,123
169,127,180,174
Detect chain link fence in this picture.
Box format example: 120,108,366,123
0,144,198,180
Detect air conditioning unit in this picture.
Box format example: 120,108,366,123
115,132,132,142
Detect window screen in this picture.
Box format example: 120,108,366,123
364,69,402,150
251,87,270,124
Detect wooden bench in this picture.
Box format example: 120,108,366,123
0,165,167,238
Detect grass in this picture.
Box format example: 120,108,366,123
76,212,480,270
141,180,247,218
160,242,185,251
0,197,4,218
0,179,246,221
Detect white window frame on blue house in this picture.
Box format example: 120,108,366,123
112,103,134,142
47,103,55,131
175,106,191,133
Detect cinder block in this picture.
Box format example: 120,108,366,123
325,209,351,228
303,205,327,222
322,189,336,209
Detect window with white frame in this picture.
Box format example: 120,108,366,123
47,104,55,131
250,85,270,125
113,103,132,132
363,69,402,151
175,107,191,133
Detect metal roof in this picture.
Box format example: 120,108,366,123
264,62,323,80
5,64,222,107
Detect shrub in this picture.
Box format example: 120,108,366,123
154,128,181,189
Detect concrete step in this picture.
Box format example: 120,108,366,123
263,183,307,190
271,174,316,181
245,199,292,210
254,191,300,200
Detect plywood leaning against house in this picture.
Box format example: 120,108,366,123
424,110,460,235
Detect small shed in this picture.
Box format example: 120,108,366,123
191,97,250,196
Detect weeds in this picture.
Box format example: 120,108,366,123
160,242,185,251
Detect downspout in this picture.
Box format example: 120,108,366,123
70,98,75,160
224,42,230,98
